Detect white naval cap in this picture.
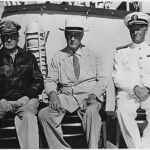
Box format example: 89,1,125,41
124,12,150,28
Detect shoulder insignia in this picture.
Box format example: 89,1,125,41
116,44,129,50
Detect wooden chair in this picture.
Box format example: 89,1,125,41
61,111,88,148
115,108,147,148
0,113,20,148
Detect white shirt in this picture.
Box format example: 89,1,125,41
10,49,18,62
112,41,150,94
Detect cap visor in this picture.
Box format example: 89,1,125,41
128,21,147,26
59,28,89,32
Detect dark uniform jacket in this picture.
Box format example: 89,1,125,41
0,46,44,101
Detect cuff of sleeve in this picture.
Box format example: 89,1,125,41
48,91,57,97
89,94,97,98
90,94,103,103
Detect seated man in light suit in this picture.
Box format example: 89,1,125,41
113,12,150,148
38,18,112,148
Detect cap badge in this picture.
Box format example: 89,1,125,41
131,15,138,21
5,22,12,29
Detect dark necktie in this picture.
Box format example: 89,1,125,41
73,53,80,79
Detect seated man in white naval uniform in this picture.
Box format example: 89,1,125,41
113,12,150,148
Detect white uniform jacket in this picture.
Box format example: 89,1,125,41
113,41,150,98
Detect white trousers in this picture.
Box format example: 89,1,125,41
38,103,101,149
116,92,150,148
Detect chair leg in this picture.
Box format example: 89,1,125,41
116,120,120,148
102,121,107,148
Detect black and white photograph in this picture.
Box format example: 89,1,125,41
0,0,150,149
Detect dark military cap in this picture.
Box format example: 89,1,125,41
0,20,21,35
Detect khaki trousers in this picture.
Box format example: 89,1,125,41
0,98,39,149
117,94,150,148
38,103,102,149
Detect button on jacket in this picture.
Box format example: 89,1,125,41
113,41,150,94
0,46,44,101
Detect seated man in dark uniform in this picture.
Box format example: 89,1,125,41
0,20,44,148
